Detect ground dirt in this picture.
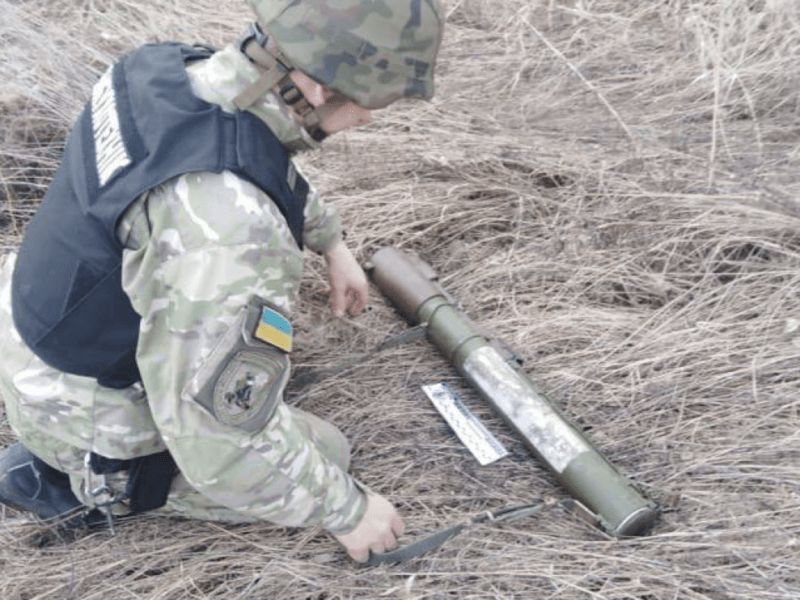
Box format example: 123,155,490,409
1,0,800,598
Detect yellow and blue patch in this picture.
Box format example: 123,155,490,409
253,306,293,352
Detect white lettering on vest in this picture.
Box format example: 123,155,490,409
92,67,130,187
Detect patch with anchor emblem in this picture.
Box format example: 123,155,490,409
213,349,288,431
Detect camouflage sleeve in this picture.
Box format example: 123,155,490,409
119,170,366,534
295,159,343,253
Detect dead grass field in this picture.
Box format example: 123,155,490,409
2,0,800,598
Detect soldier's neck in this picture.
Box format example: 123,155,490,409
185,44,320,153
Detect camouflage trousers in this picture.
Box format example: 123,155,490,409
0,253,350,522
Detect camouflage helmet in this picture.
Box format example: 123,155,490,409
246,0,444,109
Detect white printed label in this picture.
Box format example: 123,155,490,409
92,67,130,186
422,382,508,466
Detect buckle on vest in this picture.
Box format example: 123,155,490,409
84,453,128,534
238,22,269,60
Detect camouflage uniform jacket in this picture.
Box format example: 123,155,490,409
111,44,365,534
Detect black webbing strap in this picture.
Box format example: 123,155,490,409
89,449,177,513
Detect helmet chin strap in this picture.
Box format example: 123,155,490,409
276,81,330,143
235,23,331,145
277,83,352,142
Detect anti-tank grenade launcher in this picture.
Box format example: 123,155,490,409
368,246,658,538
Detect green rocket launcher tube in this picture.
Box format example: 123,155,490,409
369,247,658,537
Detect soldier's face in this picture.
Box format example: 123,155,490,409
288,70,371,134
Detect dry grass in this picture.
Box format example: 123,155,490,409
2,0,800,598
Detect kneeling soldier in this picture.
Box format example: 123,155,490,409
0,0,444,563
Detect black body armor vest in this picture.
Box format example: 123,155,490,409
12,43,309,389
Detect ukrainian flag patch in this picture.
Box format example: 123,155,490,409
253,306,293,352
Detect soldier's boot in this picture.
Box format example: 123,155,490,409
0,443,86,520
0,444,112,546
0,444,81,519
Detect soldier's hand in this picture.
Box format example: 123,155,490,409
323,239,369,317
333,492,405,563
